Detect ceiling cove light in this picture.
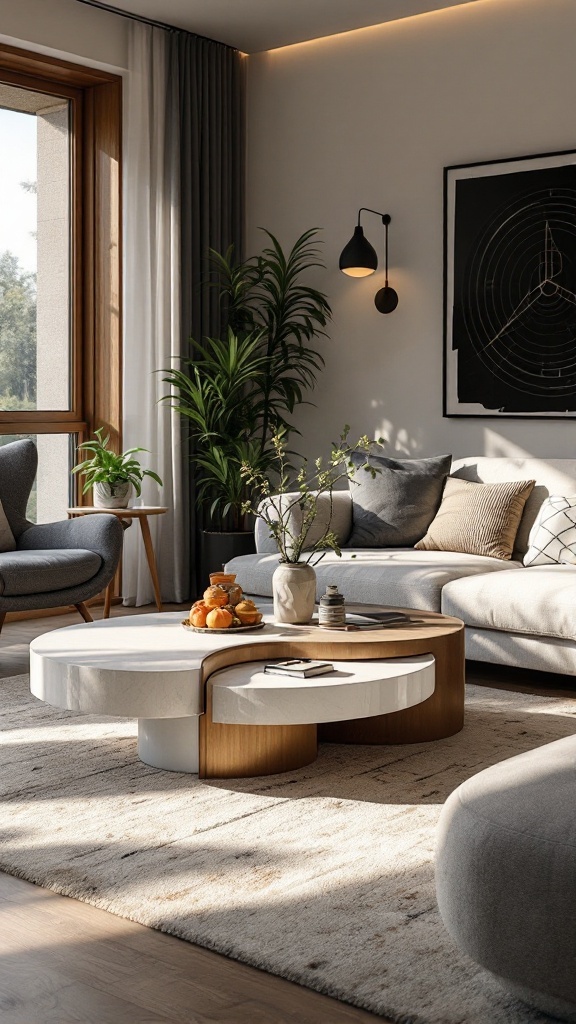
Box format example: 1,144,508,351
339,208,398,314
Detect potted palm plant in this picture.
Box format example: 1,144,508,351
161,229,332,586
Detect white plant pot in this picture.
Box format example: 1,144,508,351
93,480,132,509
272,562,317,624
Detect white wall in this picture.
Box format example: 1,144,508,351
0,0,128,71
246,0,576,463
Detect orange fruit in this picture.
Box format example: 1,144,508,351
203,585,229,608
190,602,210,627
206,607,233,629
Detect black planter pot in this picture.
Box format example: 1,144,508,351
197,530,256,593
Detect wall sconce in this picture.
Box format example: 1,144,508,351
339,208,399,314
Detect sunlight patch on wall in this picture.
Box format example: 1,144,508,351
483,428,533,459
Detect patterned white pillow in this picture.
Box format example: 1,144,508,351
524,495,576,566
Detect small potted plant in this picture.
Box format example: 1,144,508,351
241,426,381,624
72,427,163,509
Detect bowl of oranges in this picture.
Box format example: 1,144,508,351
182,573,264,633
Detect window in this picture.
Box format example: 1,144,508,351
0,87,72,416
0,45,121,522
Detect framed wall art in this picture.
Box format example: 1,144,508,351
444,150,576,418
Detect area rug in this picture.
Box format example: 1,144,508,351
1,674,575,1023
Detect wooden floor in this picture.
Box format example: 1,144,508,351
1,605,575,1023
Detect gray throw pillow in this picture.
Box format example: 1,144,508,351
347,452,452,547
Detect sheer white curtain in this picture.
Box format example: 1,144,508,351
122,21,188,605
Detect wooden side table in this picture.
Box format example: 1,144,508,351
67,506,168,617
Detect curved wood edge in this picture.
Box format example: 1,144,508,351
319,629,465,744
198,618,466,776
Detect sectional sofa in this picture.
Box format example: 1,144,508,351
226,456,576,676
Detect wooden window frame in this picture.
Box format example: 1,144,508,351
0,44,122,480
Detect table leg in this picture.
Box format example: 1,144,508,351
138,716,199,772
75,602,94,624
139,515,163,612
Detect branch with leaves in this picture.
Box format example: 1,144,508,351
241,426,384,564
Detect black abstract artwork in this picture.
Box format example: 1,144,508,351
444,152,576,418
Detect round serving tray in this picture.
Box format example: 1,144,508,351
181,619,266,635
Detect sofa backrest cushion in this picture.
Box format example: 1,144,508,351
255,490,353,554
451,457,576,558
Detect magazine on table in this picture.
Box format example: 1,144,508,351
334,605,417,630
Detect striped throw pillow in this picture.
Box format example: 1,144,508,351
415,476,535,560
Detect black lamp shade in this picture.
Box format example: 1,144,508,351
375,285,399,314
339,226,378,277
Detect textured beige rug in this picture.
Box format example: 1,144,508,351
1,673,575,1023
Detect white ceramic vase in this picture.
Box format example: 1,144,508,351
93,480,132,509
272,562,316,624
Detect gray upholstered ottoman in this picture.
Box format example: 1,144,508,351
436,735,576,1021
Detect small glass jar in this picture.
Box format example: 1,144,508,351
318,584,346,628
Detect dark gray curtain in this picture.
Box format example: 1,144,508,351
170,31,245,596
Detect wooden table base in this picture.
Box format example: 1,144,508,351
198,612,465,778
319,628,465,745
200,716,318,779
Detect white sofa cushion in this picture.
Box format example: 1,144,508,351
442,565,576,642
524,495,576,567
451,457,576,558
228,548,518,613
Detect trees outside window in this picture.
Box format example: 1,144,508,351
0,46,121,527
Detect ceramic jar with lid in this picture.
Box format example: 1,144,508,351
318,584,346,628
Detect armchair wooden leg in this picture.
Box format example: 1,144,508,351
75,603,93,624
0,612,5,635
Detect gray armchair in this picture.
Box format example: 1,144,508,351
0,438,124,632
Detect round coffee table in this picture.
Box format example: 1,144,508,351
30,605,464,778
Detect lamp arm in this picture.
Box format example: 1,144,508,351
357,208,391,226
